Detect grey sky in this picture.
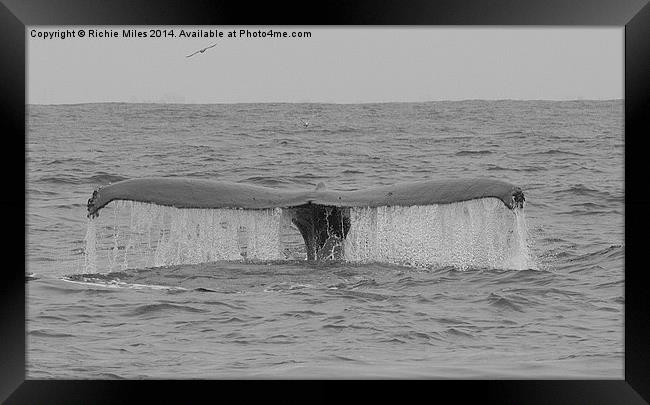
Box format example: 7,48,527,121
27,27,623,104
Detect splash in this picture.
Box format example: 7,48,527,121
82,198,535,273
83,201,285,273
83,218,97,273
343,198,535,270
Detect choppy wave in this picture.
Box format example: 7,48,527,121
554,184,617,201
534,149,584,156
486,164,546,172
46,158,97,166
27,101,624,379
455,150,493,156
37,173,128,185
127,302,208,316
61,275,189,291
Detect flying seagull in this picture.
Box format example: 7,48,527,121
300,119,310,128
186,43,217,58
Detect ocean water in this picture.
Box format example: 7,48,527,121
26,100,624,378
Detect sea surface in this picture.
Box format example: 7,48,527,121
26,100,624,378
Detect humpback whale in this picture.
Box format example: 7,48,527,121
87,178,525,260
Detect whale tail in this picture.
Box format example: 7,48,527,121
286,204,351,260
512,188,525,209
86,177,525,262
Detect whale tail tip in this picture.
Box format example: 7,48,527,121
512,187,525,209
87,187,102,219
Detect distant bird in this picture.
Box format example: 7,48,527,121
186,43,217,58
300,119,310,128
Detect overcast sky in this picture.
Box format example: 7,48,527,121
27,27,623,104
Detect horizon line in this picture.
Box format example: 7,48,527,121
27,98,624,106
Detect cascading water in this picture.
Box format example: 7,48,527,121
82,198,535,273
83,218,97,274
343,198,535,270
83,201,287,273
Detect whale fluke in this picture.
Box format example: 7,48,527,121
86,177,525,260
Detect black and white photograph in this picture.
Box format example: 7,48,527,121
26,26,624,379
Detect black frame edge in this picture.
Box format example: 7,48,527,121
3,0,649,403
